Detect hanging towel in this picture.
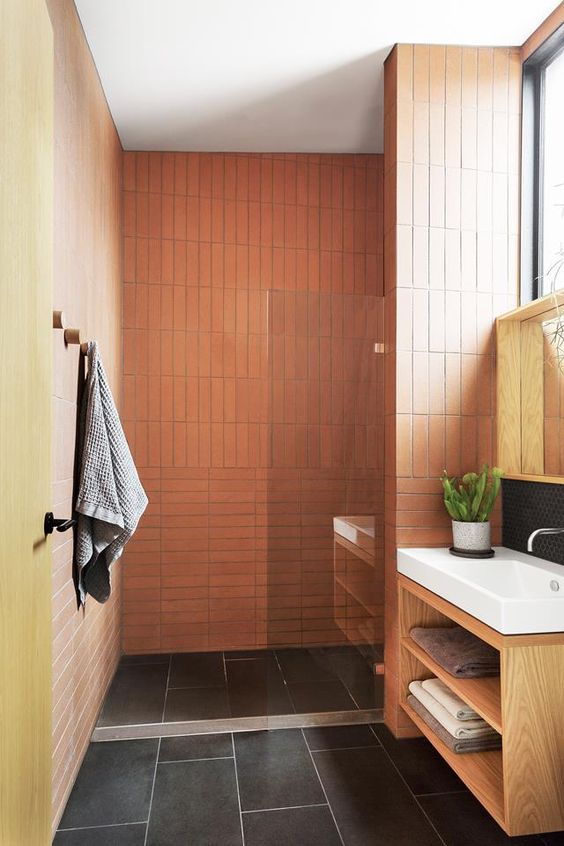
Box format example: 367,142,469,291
407,695,501,754
408,681,497,739
75,342,148,603
410,626,500,678
421,677,480,721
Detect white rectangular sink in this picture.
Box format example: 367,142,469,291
397,546,564,634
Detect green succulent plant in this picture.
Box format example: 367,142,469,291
441,464,503,523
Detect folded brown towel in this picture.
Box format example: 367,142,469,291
410,626,500,678
407,695,502,754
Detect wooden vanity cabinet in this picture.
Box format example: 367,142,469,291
399,574,564,836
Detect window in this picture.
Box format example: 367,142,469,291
522,25,564,302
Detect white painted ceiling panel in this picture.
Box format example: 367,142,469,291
74,0,556,152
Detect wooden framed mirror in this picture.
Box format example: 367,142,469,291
497,290,564,483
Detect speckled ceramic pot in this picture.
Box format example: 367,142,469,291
452,520,491,552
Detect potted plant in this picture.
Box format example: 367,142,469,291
441,465,503,556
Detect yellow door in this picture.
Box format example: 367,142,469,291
0,1,53,843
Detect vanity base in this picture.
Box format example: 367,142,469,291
398,574,564,837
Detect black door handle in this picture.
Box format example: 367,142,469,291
44,512,77,535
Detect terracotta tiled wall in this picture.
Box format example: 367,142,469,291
383,44,521,735
121,152,385,653
48,0,123,830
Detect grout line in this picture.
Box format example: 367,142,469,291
367,726,448,846
160,655,172,723
158,755,233,765
231,733,246,845
311,744,380,753
413,788,469,798
58,821,147,833
300,729,346,846
241,802,329,815
143,737,161,846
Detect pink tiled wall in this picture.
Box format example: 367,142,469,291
48,0,123,831
121,152,385,653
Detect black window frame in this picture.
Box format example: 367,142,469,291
521,23,564,303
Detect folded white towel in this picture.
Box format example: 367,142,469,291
75,342,148,604
421,678,479,721
408,680,497,739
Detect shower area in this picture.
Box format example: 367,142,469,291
97,151,385,738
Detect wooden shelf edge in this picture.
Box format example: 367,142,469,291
400,701,507,832
401,638,502,734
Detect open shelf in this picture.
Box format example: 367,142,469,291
401,637,502,734
400,700,506,831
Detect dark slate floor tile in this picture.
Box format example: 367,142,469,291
371,724,466,796
541,833,564,845
168,651,226,688
146,759,242,846
419,791,543,846
242,805,342,846
164,686,230,721
288,680,357,713
159,732,233,762
347,675,384,709
275,649,338,683
233,729,325,811
54,824,146,846
227,656,294,717
304,724,380,751
320,647,383,708
58,740,159,829
314,746,443,846
119,654,170,666
97,664,169,727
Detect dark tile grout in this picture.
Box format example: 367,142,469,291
231,732,246,845
143,737,161,846
300,728,346,846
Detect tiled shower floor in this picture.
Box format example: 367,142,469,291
95,647,383,737
54,724,564,845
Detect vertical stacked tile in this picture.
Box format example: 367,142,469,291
48,0,123,832
122,152,385,654
383,45,521,735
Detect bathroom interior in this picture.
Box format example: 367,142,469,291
3,0,564,844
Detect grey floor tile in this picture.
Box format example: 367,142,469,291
54,823,146,846
169,651,226,688
541,834,564,845
371,724,466,796
58,740,159,829
97,664,169,727
233,729,325,811
159,733,233,762
242,805,342,846
419,791,544,846
226,656,294,717
119,654,170,666
303,724,380,751
146,758,242,846
288,680,357,713
320,647,382,708
163,686,230,721
314,746,443,846
275,649,338,683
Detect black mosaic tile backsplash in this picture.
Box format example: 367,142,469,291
502,479,564,566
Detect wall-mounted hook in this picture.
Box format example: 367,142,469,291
44,512,77,535
53,310,66,329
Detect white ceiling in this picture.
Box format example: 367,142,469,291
74,0,555,153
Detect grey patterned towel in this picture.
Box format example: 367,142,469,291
75,342,147,603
